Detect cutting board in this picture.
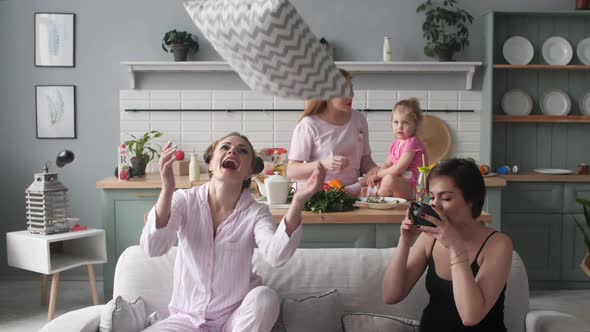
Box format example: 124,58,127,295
416,114,452,164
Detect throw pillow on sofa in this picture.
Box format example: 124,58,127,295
342,312,420,332
99,296,159,332
280,289,344,332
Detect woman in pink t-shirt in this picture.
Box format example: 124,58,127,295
287,69,379,196
367,98,428,200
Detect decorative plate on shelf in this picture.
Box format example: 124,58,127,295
542,37,573,65
355,197,407,210
501,89,533,116
576,38,590,66
579,90,590,116
533,168,573,175
503,36,534,65
540,89,571,116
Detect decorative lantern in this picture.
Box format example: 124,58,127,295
25,150,76,234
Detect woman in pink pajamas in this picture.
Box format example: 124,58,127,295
141,132,325,332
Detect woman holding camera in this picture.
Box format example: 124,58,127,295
382,158,513,331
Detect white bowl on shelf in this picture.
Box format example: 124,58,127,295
503,36,534,65
501,89,533,116
540,89,571,116
542,37,573,65
576,38,590,66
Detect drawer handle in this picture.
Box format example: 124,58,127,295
135,193,158,198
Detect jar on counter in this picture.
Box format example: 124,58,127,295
189,153,201,182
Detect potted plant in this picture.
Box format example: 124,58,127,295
124,130,164,177
574,198,590,277
416,0,473,61
161,29,199,61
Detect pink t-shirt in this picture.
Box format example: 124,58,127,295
289,110,371,187
389,136,428,186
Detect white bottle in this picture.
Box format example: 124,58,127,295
383,37,392,62
189,153,200,182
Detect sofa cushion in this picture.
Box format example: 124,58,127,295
183,0,350,100
280,289,344,332
342,312,420,332
99,296,159,332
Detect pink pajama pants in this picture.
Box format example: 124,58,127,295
142,286,280,332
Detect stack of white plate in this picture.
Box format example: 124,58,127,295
579,90,590,115
540,89,571,116
501,89,533,116
542,37,573,65
503,36,534,65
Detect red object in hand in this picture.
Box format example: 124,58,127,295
175,150,185,161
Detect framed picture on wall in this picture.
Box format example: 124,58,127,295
34,13,75,67
35,85,76,139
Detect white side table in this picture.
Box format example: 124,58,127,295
6,229,107,320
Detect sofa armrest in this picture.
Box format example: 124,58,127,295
526,309,590,332
39,305,104,332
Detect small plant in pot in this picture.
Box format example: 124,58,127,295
124,130,164,177
573,198,590,277
162,29,199,61
416,0,473,61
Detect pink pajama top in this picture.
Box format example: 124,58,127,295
140,183,302,327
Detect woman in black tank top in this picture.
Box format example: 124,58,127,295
382,159,513,331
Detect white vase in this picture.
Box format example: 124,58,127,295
383,37,392,62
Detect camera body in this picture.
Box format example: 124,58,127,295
409,202,441,227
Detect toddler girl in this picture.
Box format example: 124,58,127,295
367,98,428,200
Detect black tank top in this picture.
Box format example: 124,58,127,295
419,231,507,332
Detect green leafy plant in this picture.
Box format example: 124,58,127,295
124,130,164,165
304,186,358,213
161,29,199,54
574,198,590,252
416,0,473,61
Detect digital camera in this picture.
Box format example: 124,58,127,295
409,202,441,227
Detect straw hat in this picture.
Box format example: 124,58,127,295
416,114,452,164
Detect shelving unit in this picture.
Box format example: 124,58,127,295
121,61,481,90
483,11,590,289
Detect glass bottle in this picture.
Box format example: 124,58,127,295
383,37,392,62
415,166,430,202
189,153,200,182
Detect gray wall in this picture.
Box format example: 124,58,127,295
0,0,574,279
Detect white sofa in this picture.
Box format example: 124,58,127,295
41,246,589,332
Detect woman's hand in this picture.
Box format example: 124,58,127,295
321,153,349,171
415,205,463,250
293,163,326,204
399,208,421,245
158,142,177,192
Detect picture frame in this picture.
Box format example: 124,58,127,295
35,85,76,139
34,13,75,67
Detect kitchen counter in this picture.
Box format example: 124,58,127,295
96,173,508,189
270,206,491,224
502,172,590,182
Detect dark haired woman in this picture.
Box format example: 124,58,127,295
141,132,325,332
287,69,379,196
382,158,512,331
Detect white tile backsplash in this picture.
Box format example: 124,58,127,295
120,89,483,163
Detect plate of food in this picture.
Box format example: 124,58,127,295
355,197,407,210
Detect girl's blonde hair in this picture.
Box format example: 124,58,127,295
393,97,423,124
300,69,352,120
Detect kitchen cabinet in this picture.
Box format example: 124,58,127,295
561,214,589,281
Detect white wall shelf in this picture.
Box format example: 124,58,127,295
122,61,481,90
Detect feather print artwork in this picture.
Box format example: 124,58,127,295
47,89,65,127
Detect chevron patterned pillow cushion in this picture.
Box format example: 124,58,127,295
184,0,350,100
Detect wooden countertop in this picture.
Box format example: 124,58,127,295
97,173,507,189
502,172,590,183
271,205,491,224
